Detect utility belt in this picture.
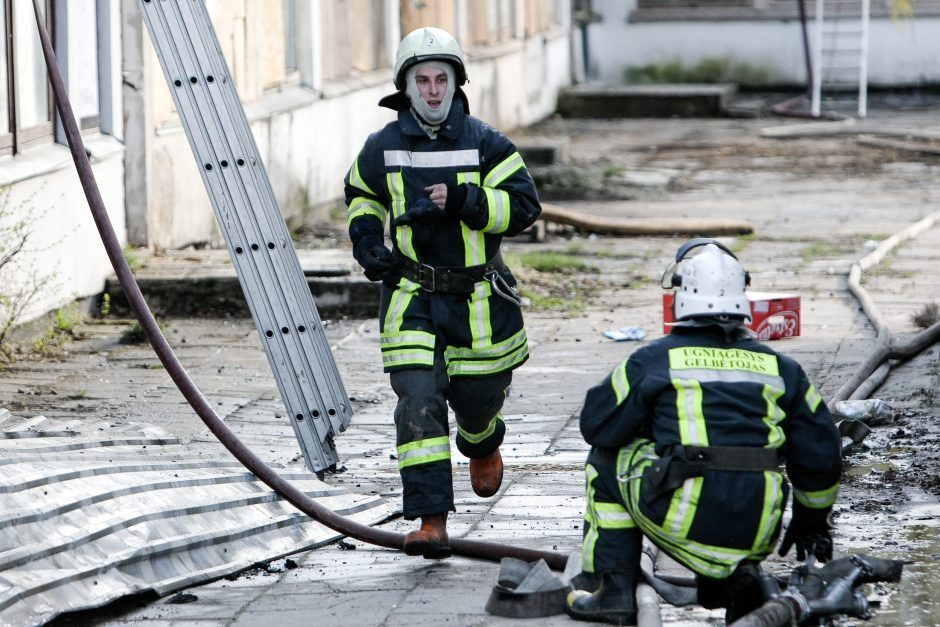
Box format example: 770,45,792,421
394,252,520,304
636,444,781,504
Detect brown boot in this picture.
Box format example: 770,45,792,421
403,513,451,559
470,449,503,497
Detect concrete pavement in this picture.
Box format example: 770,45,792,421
4,112,939,625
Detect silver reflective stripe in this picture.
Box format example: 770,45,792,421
668,368,785,391
384,149,480,168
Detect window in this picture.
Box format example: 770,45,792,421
467,0,514,46
63,0,99,131
320,0,387,81
284,0,297,75
1,0,53,157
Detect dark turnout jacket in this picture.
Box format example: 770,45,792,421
580,325,842,548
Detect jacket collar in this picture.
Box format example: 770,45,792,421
396,96,466,140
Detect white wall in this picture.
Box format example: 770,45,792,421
587,0,940,86
0,145,125,324
0,0,125,328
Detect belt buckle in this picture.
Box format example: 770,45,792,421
418,263,435,292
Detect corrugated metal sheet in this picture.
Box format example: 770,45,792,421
0,409,396,626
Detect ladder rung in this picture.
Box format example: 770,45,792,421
138,0,353,473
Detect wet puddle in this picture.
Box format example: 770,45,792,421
839,490,940,626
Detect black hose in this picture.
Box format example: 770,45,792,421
728,598,800,627
30,0,567,572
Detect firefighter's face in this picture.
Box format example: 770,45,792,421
414,66,449,110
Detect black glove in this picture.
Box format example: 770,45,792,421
352,233,394,281
779,501,833,562
443,183,468,215
391,198,444,227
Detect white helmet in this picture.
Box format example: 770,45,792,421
669,240,751,322
393,27,467,90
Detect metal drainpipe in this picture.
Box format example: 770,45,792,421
30,0,567,572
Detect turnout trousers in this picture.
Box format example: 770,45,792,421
380,280,525,519
581,440,787,580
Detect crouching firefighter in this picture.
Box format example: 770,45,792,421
567,240,842,625
343,27,541,559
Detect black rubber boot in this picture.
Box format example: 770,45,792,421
723,561,764,624
566,570,638,626
569,570,601,593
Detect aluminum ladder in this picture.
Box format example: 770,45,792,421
137,0,352,474
811,0,870,118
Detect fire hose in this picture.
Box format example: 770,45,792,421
30,4,910,625
30,0,566,572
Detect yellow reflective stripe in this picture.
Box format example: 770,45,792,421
752,471,786,554
621,472,749,577
460,221,486,266
794,482,839,509
388,172,418,262
668,347,780,377
458,413,503,444
459,172,481,186
457,172,485,266
594,502,636,529
663,475,703,538
582,464,600,573
383,284,414,334
611,359,630,405
469,282,493,350
446,328,528,361
447,343,528,376
619,439,775,577
348,157,376,196
446,329,528,376
805,384,823,412
398,436,451,469
762,384,786,448
482,187,511,234
382,349,435,369
347,197,387,225
673,378,708,446
381,330,436,350
637,518,751,578
483,151,525,188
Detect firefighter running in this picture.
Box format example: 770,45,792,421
344,27,541,559
567,240,842,625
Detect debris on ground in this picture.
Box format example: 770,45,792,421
603,327,647,342
834,399,897,426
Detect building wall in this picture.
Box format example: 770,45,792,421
1,0,573,327
586,0,940,86
0,0,126,327
136,0,575,250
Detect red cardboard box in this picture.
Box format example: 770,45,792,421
663,291,801,340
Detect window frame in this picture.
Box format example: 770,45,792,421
1,0,54,157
